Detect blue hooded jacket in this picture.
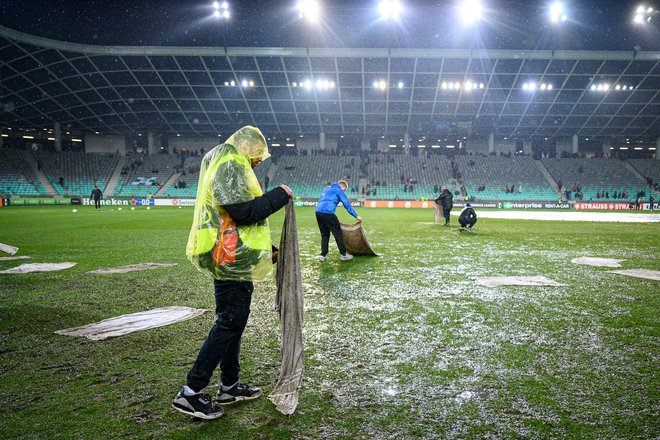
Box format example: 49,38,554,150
316,182,359,218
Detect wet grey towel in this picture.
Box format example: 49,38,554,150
268,201,304,415
434,202,442,223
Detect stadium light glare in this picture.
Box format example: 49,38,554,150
441,81,448,89
633,4,656,24
298,0,321,23
549,2,568,23
379,0,403,20
230,80,235,86
459,0,482,24
397,81,404,88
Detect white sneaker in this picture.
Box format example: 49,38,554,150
339,253,354,261
466,227,472,232
318,255,329,261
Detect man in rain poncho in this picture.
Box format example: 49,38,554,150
172,126,292,420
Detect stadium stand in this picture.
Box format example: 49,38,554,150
269,154,358,200
542,158,647,201
0,149,47,196
628,159,659,184
164,154,271,199
32,150,119,197
363,153,454,200
456,155,558,201
113,154,179,198
3,147,659,203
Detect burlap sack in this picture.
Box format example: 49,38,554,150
340,222,378,256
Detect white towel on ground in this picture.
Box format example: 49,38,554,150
475,276,565,287
55,306,208,340
0,262,76,274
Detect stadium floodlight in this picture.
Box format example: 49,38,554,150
379,0,403,20
213,1,230,19
459,0,483,24
298,0,321,23
549,2,568,23
634,4,656,23
397,81,404,88
441,81,448,89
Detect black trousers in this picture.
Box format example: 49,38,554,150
186,279,253,392
443,206,452,224
460,218,477,228
316,212,346,256
93,199,101,209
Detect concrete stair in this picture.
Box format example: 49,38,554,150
155,172,181,197
104,156,126,196
535,160,564,201
623,160,649,185
22,150,58,196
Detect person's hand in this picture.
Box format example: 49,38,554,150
356,216,363,223
280,184,293,198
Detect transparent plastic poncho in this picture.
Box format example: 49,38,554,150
186,126,273,281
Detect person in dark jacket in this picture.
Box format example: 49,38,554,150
90,185,103,210
649,193,654,211
458,203,477,232
435,186,453,226
315,180,362,261
173,126,292,421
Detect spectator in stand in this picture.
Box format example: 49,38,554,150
504,184,509,193
649,193,654,211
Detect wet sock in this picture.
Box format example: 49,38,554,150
183,385,200,396
221,381,238,391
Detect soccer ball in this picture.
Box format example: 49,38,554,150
118,207,123,211
131,207,135,210
72,209,77,213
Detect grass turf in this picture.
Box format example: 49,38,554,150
0,205,658,439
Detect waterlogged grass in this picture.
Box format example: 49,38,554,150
0,205,658,439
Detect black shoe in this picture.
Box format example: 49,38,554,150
216,382,262,405
172,388,224,420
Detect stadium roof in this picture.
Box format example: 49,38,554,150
1,25,659,141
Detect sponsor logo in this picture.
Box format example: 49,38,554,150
573,202,631,210
129,199,156,206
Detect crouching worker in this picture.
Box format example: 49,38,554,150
458,203,477,232
173,126,292,420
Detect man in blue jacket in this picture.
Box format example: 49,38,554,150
316,180,362,261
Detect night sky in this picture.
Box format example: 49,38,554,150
0,0,658,51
